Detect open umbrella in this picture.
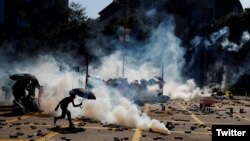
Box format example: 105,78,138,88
10,73,37,82
10,73,40,88
69,88,96,100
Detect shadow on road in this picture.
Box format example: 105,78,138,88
48,126,86,134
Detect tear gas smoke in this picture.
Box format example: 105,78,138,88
0,54,85,116
164,79,211,100
83,83,170,134
201,26,250,52
190,27,250,90
0,52,171,134
90,51,159,82
90,18,209,100
221,30,250,52
91,18,185,83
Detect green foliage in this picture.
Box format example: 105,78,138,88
56,3,89,41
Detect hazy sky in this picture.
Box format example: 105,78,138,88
240,0,250,9
69,0,112,18
70,0,250,19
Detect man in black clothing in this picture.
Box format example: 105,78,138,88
12,80,29,101
54,93,82,127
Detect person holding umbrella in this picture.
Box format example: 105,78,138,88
54,92,82,128
10,73,41,114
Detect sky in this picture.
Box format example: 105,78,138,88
70,0,250,19
69,0,112,18
240,0,250,9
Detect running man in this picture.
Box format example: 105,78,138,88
54,92,82,127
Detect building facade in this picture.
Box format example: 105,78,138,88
99,0,243,27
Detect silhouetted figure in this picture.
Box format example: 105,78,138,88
12,80,29,101
10,74,41,115
54,93,82,127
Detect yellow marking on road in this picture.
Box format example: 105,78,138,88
177,102,212,133
35,132,58,141
5,116,29,124
131,104,149,141
0,139,25,141
0,111,11,115
190,114,204,124
177,102,204,124
131,129,142,141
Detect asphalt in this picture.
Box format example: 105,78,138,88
0,97,249,141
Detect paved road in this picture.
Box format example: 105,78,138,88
0,98,249,141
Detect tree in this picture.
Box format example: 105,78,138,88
57,3,89,41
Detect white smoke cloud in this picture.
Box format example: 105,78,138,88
146,9,157,17
206,26,250,52
90,51,160,82
83,83,170,134
221,31,250,52
164,79,211,101
190,26,250,90
210,27,229,44
0,54,85,116
241,31,250,43
192,27,250,52
91,18,185,83
0,52,171,134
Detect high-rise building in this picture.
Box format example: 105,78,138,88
99,0,167,24
99,0,243,26
98,0,243,42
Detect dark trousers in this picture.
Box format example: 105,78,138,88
56,108,72,125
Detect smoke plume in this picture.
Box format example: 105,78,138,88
83,83,170,134
189,26,250,89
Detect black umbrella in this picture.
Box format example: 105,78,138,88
10,73,40,88
69,88,96,100
10,73,36,81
